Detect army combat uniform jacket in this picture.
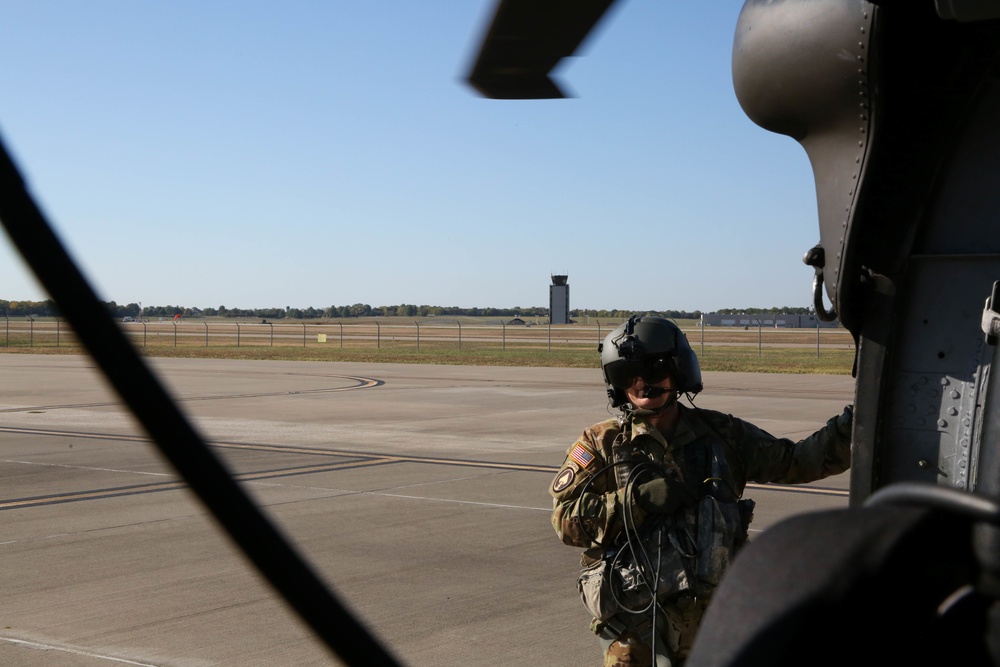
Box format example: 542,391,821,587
550,404,851,635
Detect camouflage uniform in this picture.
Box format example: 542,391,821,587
551,403,852,667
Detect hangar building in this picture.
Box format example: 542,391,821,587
701,312,840,328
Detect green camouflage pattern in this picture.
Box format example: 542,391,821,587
550,404,851,554
598,596,710,666
553,403,852,662
603,631,655,667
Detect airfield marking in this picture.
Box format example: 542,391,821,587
0,423,848,510
0,459,393,510
1,424,851,487
0,374,383,414
375,492,552,512
0,636,160,666
0,425,559,472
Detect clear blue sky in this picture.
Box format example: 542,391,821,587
0,2,820,313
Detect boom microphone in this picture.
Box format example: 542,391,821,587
642,386,669,399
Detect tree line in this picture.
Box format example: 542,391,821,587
0,300,554,319
1,298,807,321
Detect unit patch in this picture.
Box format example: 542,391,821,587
569,443,596,469
552,467,575,493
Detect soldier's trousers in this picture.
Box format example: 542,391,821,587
597,596,710,667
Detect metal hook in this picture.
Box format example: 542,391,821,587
804,245,838,322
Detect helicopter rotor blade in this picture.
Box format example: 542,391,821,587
466,0,620,99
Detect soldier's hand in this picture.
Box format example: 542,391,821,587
836,404,854,437
635,477,697,515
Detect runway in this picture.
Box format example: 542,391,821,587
0,355,854,666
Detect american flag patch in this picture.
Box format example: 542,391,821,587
569,444,596,469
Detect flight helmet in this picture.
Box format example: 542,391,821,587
599,315,703,407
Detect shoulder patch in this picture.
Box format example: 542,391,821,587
552,467,575,493
569,443,596,469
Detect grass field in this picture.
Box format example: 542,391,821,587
1,316,855,375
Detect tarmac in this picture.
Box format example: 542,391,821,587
0,354,854,666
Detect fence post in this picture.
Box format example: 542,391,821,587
501,320,506,351
756,319,762,358
816,320,820,358
268,322,274,347
173,322,177,347
236,322,241,347
375,321,380,349
141,321,146,349
457,321,462,350
3,313,7,347
547,322,551,352
28,316,33,347
414,320,420,350
204,322,209,347
700,314,705,357
338,322,343,348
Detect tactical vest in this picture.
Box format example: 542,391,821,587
578,410,756,621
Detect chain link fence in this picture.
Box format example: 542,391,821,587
2,316,854,357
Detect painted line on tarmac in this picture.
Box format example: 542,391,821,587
0,425,559,472
377,492,551,512
0,458,389,510
1,426,848,508
0,426,143,443
0,374,383,413
0,636,159,666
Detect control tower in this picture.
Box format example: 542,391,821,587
550,274,569,324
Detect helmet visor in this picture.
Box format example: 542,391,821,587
604,355,673,390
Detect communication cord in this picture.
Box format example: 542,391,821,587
0,136,404,667
576,453,685,666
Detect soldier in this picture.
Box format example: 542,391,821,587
551,316,852,666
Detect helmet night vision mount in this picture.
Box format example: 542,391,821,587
599,316,703,408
